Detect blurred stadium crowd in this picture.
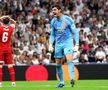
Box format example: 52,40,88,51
0,0,107,65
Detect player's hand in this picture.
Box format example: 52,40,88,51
0,16,10,20
73,51,80,60
49,44,54,53
72,45,79,52
0,16,6,20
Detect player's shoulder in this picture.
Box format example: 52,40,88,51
63,15,74,24
51,17,57,26
51,17,56,23
64,15,73,20
10,24,15,29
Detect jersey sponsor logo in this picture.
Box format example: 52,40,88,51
3,27,9,31
55,21,67,34
57,27,62,34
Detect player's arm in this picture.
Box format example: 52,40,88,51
0,17,3,25
49,19,55,52
49,27,55,45
0,16,9,25
6,16,16,25
0,16,6,20
68,17,79,51
0,15,16,27
0,16,16,24
0,16,6,22
6,16,16,28
9,18,16,25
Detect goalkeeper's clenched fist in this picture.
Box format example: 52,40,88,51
48,44,54,53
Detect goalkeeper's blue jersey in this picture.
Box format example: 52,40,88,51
50,15,79,45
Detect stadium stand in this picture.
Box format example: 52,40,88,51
0,0,107,65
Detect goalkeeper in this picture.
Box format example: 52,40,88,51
49,4,79,88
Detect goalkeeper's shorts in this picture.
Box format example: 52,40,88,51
54,40,73,58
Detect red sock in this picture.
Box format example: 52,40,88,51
0,68,2,82
8,67,15,82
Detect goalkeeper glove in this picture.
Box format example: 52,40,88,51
73,51,80,60
72,44,79,52
48,44,54,53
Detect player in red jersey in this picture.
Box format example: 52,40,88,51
0,16,16,87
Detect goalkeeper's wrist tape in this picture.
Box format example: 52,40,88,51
75,44,79,46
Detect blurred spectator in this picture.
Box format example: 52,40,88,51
31,52,40,65
95,46,106,63
82,41,90,52
42,53,51,65
79,50,88,63
87,45,96,62
18,51,28,65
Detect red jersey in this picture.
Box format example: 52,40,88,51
0,25,14,53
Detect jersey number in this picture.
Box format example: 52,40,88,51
2,32,8,42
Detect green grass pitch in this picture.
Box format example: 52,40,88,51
0,80,108,90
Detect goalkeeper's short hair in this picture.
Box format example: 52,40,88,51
51,4,63,12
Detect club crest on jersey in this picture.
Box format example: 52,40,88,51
61,21,67,30
56,21,67,33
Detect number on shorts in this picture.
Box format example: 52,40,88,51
2,32,8,42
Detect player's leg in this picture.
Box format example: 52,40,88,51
8,64,16,87
5,53,16,87
0,53,4,87
64,42,75,87
0,65,3,87
56,59,64,84
54,44,64,88
65,54,75,87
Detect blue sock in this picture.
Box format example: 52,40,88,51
67,61,74,80
56,64,64,83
